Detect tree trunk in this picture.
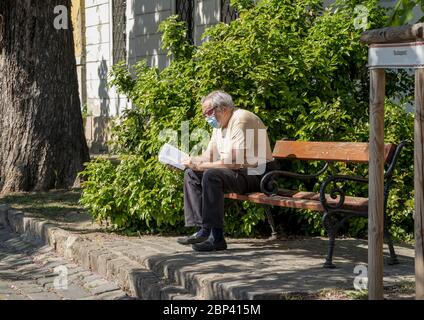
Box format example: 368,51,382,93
0,0,89,193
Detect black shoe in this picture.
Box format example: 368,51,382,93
177,232,209,245
192,238,227,252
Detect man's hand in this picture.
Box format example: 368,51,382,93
181,157,204,171
181,156,200,170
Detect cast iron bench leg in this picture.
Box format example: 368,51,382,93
384,217,399,265
322,212,340,269
263,205,278,240
324,235,337,269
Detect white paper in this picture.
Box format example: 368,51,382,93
158,143,188,170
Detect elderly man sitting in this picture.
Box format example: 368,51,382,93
177,90,278,251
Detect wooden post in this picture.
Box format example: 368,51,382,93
368,68,386,300
415,68,424,300
362,23,424,301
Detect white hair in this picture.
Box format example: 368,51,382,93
201,90,235,111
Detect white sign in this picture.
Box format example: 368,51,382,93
368,42,424,68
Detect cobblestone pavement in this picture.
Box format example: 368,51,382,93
0,227,132,300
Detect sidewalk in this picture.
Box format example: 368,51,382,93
0,204,416,300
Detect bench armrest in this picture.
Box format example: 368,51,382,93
319,174,368,211
385,140,408,180
260,162,329,195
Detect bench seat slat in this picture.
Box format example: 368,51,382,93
225,192,368,212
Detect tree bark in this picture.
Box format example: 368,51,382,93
0,0,89,193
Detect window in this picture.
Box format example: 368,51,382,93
221,0,239,24
112,0,127,64
176,0,195,44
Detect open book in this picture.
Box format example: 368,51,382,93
158,143,188,170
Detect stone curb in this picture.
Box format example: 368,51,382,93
0,204,195,300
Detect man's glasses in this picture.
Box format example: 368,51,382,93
202,107,216,118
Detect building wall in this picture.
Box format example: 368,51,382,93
84,0,130,152
125,0,224,69
195,0,220,45
85,0,111,117
126,0,174,69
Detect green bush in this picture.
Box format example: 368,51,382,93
80,0,414,240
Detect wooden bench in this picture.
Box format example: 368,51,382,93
225,140,407,268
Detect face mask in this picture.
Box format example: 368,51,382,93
206,115,220,129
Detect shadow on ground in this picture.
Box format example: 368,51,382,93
120,236,415,299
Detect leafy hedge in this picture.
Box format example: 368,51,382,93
80,0,414,240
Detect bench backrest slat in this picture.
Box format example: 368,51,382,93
272,141,396,163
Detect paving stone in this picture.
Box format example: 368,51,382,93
83,278,109,289
36,276,57,286
0,270,23,281
96,290,128,300
75,295,100,300
0,293,26,300
89,283,120,295
56,284,91,300
0,282,14,294
27,292,62,300
68,271,93,282
41,259,67,269
14,285,44,294
83,274,103,283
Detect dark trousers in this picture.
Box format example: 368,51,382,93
183,161,279,229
